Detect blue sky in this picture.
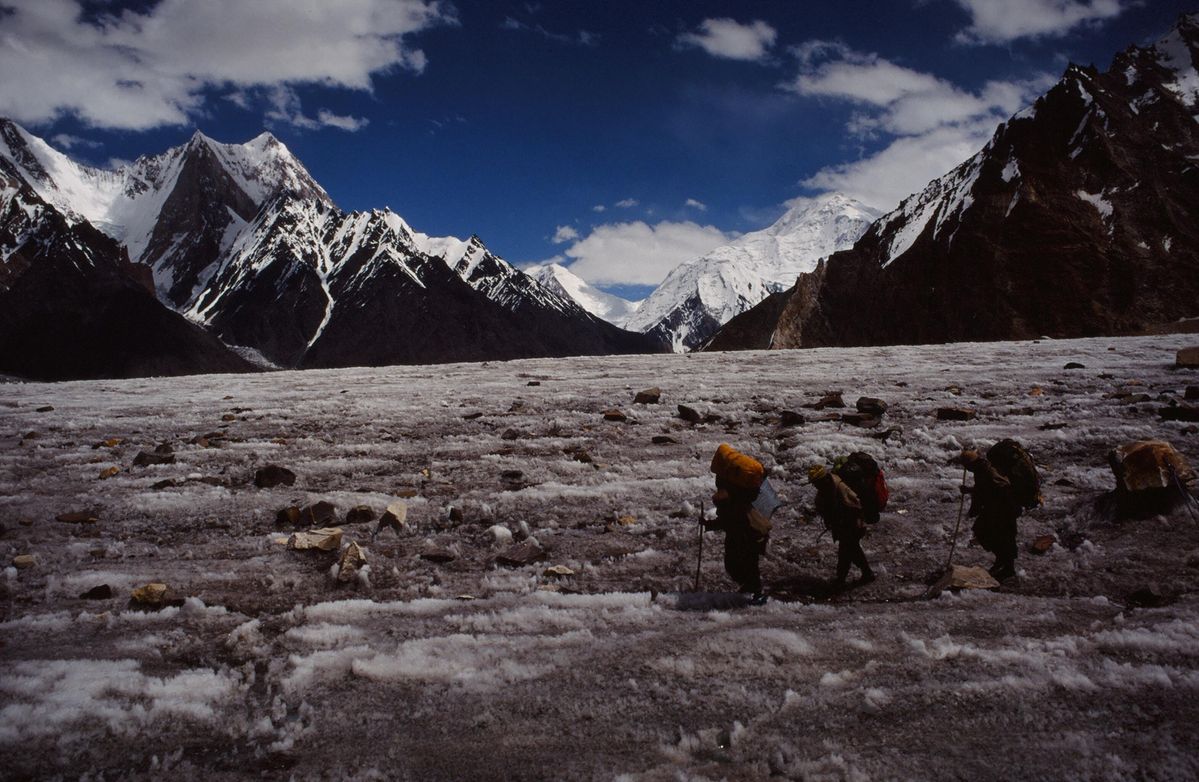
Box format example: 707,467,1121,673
0,0,1192,298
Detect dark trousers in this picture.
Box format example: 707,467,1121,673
835,537,871,582
974,511,1018,566
724,526,763,593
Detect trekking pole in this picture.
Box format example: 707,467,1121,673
1169,466,1199,523
693,500,705,592
944,464,968,572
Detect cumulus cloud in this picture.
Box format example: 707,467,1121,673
0,0,454,131
684,198,707,211
677,18,777,62
551,225,580,244
562,221,733,286
950,0,1127,44
263,87,370,132
614,198,639,208
786,41,1051,210
592,204,606,213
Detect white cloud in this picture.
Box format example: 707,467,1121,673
786,42,1051,210
684,198,707,211
614,198,639,208
592,204,606,213
677,18,777,62
562,221,733,286
499,16,597,46
49,133,101,150
263,87,370,132
0,0,454,131
951,0,1127,44
551,225,579,244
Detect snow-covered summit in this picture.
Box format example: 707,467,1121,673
524,262,642,324
624,193,879,351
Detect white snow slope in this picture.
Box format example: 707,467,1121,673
625,193,880,351
1,335,1197,779
524,261,643,323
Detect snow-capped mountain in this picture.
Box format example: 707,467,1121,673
709,14,1199,352
624,193,879,351
524,262,643,324
0,121,657,376
0,149,253,380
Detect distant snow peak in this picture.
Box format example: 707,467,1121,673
525,262,641,324
625,192,879,350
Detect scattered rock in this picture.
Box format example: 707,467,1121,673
543,564,575,577
376,502,408,537
299,501,338,527
855,397,888,416
36,405,54,412
56,510,98,524
1028,535,1056,555
633,387,661,405
569,449,594,464
1176,347,1199,369
936,406,977,421
133,451,176,467
12,554,35,569
488,525,513,545
501,428,522,441
98,466,120,480
94,437,124,448
603,409,628,422
254,464,297,488
652,435,677,445
276,506,302,526
221,413,236,422
933,565,1000,594
779,410,805,427
79,584,113,600
336,541,367,583
154,443,174,455
1038,422,1068,431
1054,478,1074,486
346,505,376,525
526,380,541,387
501,469,528,490
1029,386,1044,397
1064,362,1086,370
1160,404,1199,422
616,515,636,526
1186,386,1199,401
841,412,881,428
130,583,169,609
420,546,457,563
463,412,484,420
805,391,845,410
448,506,465,523
496,541,547,567
945,385,963,396
151,479,178,490
1127,587,1175,608
1109,440,1196,493
871,426,903,442
677,404,703,424
21,430,38,441
288,527,343,552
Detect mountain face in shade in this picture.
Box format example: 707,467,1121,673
708,15,1199,353
624,193,879,352
0,157,254,380
0,121,659,377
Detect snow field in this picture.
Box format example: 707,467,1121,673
0,335,1197,778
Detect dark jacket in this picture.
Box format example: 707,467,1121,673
966,459,1020,519
815,475,863,541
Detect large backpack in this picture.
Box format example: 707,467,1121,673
834,452,889,524
987,439,1041,510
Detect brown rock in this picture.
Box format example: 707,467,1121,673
652,435,677,445
376,501,408,537
420,546,458,563
633,387,661,404
841,412,881,428
300,501,339,526
130,583,169,608
79,584,113,600
56,510,98,524
1109,440,1195,493
527,380,541,386
133,451,176,467
805,391,845,410
254,464,297,488
871,426,903,442
346,505,376,525
12,554,35,569
336,541,367,583
99,466,120,480
677,404,703,423
501,428,522,440
95,437,124,448
1028,535,1056,555
276,506,302,526
221,413,236,422
603,409,628,422
154,443,174,455
463,411,484,420
855,397,889,415
1064,362,1086,370
496,541,547,567
36,405,54,412
1176,347,1199,369
936,406,977,421
779,410,805,427
933,565,1000,593
287,527,343,551
543,564,575,577
1029,386,1044,397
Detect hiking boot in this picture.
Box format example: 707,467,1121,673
992,562,1017,581
857,570,877,586
749,592,768,606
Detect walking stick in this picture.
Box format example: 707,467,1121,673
694,501,705,592
944,464,968,572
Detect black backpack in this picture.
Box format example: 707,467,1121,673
987,439,1041,510
834,452,889,524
